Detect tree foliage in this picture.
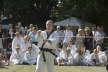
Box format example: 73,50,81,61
0,0,108,31
0,0,58,29
51,0,108,32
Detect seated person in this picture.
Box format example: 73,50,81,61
56,48,74,66
83,46,102,66
90,48,101,66
73,43,86,65
99,50,108,66
23,46,37,65
10,44,23,65
0,53,9,67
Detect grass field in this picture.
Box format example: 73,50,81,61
0,64,107,72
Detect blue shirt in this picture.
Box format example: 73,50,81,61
29,32,37,42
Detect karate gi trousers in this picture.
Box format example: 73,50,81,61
36,51,55,72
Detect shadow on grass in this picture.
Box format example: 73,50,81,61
0,66,8,69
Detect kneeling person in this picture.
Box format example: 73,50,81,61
10,44,23,65
23,46,36,64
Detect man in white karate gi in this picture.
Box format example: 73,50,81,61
36,20,58,72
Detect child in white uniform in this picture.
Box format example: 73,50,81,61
23,46,37,64
10,44,23,65
99,50,108,66
73,43,86,65
90,49,100,66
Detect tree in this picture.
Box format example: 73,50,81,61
0,0,108,32
51,0,108,33
1,0,58,29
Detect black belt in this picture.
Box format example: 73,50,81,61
33,42,38,45
39,48,57,62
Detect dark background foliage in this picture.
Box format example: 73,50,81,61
0,0,108,32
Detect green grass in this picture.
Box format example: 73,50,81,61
0,64,106,72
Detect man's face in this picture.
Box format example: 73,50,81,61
46,20,53,31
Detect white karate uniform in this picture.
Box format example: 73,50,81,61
24,51,36,64
80,50,91,66
73,53,80,65
63,30,73,44
32,44,40,60
10,51,23,64
56,50,67,62
21,40,31,52
36,31,58,72
94,31,104,44
99,52,107,65
12,36,24,52
55,30,64,43
55,48,61,57
66,53,74,65
56,49,74,65
70,45,77,56
73,52,86,65
90,53,100,65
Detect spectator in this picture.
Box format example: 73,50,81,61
55,26,64,48
12,32,24,52
90,48,100,66
99,50,108,66
27,24,33,34
0,24,3,49
63,25,73,49
10,44,23,65
23,46,37,65
73,43,86,65
21,35,31,55
17,22,25,35
0,53,9,67
56,43,74,66
94,25,105,50
84,27,93,52
75,28,85,47
29,27,38,45
15,26,20,33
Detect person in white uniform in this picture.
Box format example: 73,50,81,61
55,26,64,48
63,26,73,48
21,35,31,54
10,44,23,65
73,43,86,65
12,32,24,53
36,20,58,72
75,28,85,48
90,48,101,66
23,46,37,64
56,48,67,65
94,26,105,49
56,48,74,66
99,51,107,66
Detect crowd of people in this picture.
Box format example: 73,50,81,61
0,19,107,68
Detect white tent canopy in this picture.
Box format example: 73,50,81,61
54,17,81,27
